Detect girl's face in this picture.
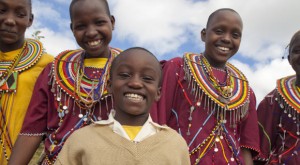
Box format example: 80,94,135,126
0,0,33,52
70,0,114,58
201,10,242,68
288,34,300,74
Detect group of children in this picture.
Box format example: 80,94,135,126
1,0,300,165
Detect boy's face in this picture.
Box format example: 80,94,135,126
70,0,114,58
201,10,242,67
288,35,300,74
0,0,33,51
108,49,161,124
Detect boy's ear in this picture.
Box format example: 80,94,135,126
110,15,115,30
27,14,34,27
201,28,206,42
70,23,73,31
288,55,291,65
155,87,162,101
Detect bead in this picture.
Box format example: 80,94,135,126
190,106,195,111
214,148,219,152
288,114,292,118
49,144,56,151
231,157,235,162
63,105,68,110
78,114,83,118
57,97,61,101
196,102,201,106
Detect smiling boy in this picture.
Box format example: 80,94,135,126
55,47,190,165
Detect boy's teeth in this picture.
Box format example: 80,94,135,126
125,93,144,101
218,46,229,51
88,40,100,46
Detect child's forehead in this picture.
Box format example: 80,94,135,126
0,0,31,8
116,50,160,69
71,0,109,16
207,11,242,30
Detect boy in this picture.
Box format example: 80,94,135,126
152,8,260,165
9,0,121,164
0,0,53,164
55,47,190,165
255,30,300,164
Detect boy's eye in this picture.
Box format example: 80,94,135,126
95,20,106,25
142,76,155,82
232,32,241,39
0,8,6,14
215,29,223,34
118,72,131,78
74,24,85,30
16,12,26,18
292,49,300,54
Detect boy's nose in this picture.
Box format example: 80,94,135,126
128,76,143,89
3,14,16,26
221,33,231,43
86,26,98,37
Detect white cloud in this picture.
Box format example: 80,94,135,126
231,58,295,103
26,28,78,56
30,0,300,104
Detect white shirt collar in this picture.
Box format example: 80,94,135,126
94,109,168,142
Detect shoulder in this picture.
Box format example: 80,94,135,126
37,53,54,66
163,127,186,142
70,124,110,139
161,57,183,70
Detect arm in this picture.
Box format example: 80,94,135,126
239,89,260,159
256,90,280,161
151,58,182,124
9,135,43,165
9,65,52,165
241,148,253,165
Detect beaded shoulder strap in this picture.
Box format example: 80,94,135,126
184,53,250,111
14,39,44,71
276,75,300,113
52,48,121,101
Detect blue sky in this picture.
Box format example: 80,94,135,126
28,0,300,103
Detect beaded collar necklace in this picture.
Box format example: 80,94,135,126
184,53,250,126
0,39,44,92
51,48,121,120
276,75,300,121
53,49,117,102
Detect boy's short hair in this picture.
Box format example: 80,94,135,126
110,47,162,86
69,0,111,20
206,8,241,28
289,30,300,54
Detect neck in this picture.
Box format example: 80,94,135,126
0,39,25,53
84,48,111,59
202,54,226,69
296,74,300,87
115,112,149,126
